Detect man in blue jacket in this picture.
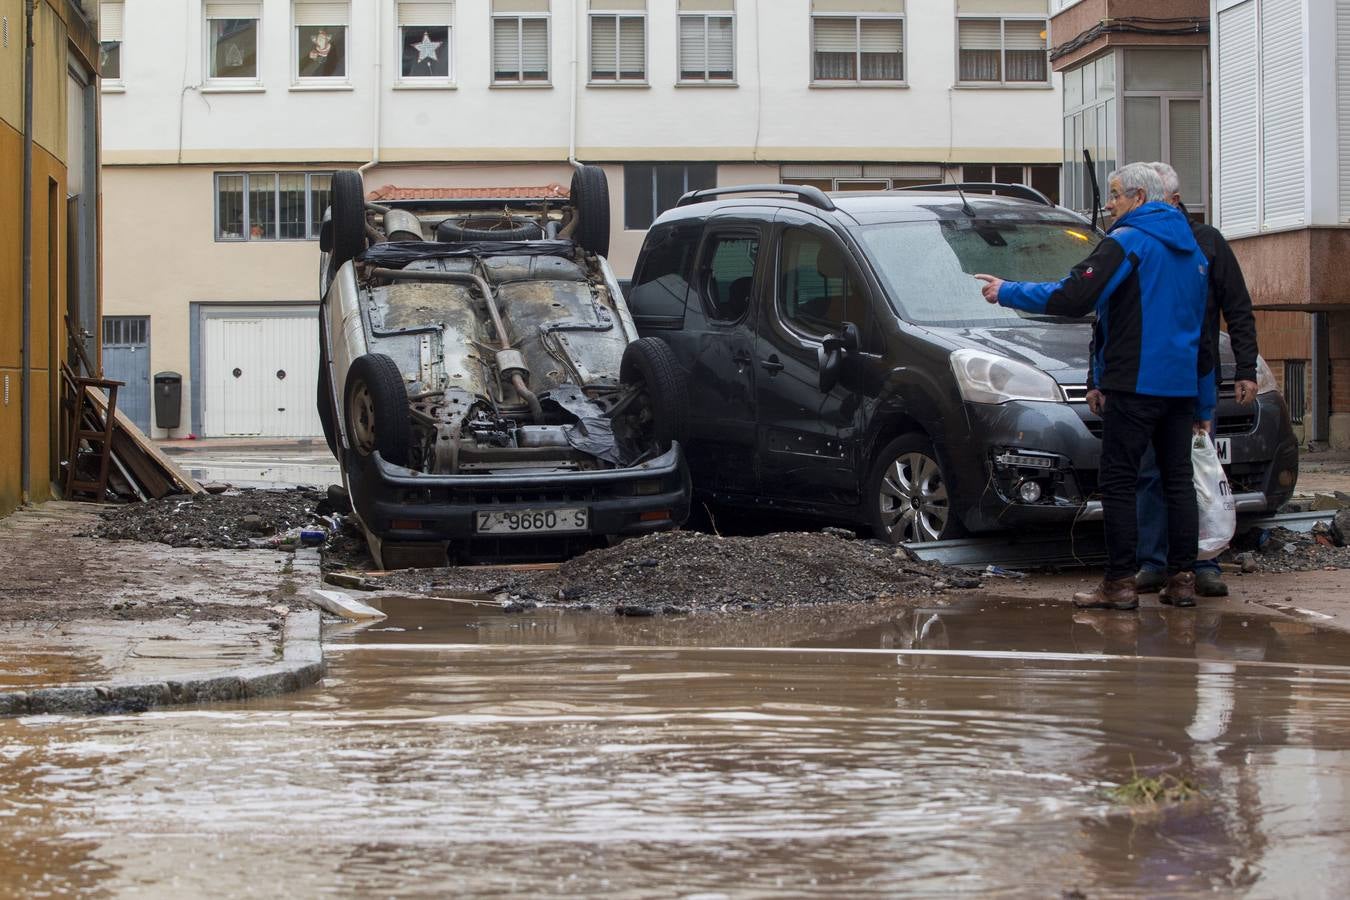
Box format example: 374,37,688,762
974,162,1211,611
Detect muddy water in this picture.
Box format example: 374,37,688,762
4,598,1350,897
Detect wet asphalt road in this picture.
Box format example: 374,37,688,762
3,596,1350,897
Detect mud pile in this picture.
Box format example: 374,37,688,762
381,530,981,613
1242,523,1350,574
93,489,326,549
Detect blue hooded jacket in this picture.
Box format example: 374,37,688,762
996,202,1215,421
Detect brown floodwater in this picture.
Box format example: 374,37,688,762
3,596,1350,897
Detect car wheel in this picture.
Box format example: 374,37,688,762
867,434,962,544
618,337,687,452
436,215,545,243
343,353,411,467
330,169,367,272
569,165,611,257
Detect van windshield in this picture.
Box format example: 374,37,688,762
857,220,1101,327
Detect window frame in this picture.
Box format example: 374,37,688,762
677,11,736,85
694,227,763,324
203,5,263,88
623,163,719,231
99,0,124,86
954,15,1050,88
292,1,352,86
396,2,454,86
588,11,648,85
773,223,871,344
214,171,334,242
809,13,906,87
491,14,552,86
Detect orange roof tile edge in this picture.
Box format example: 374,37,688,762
368,183,570,201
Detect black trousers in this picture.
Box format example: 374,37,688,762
1099,391,1198,580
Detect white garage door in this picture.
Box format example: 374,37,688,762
203,312,321,437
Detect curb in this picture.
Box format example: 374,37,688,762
0,610,325,717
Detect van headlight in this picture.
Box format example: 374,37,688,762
950,349,1063,404
1255,355,1279,395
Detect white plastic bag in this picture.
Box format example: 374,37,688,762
1193,433,1236,560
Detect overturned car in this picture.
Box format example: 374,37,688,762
317,167,690,568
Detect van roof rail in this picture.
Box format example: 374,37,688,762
892,182,1056,207
676,184,836,212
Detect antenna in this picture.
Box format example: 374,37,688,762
943,165,976,217
1083,148,1102,232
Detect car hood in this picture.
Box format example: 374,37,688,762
929,324,1238,385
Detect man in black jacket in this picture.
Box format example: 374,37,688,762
1134,162,1261,601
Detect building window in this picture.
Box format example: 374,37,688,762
811,16,903,83
205,2,260,82
590,10,646,83
1061,52,1118,215
957,17,1048,84
216,172,333,241
624,163,716,230
678,4,734,83
99,0,123,82
1285,360,1306,424
294,1,349,81
960,164,1060,204
492,15,549,84
397,1,453,81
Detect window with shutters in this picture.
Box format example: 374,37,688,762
397,1,453,82
215,172,333,241
99,0,123,82
293,1,349,81
624,163,717,230
590,12,646,83
811,16,903,84
679,11,734,83
205,2,260,82
957,17,1048,85
493,15,550,84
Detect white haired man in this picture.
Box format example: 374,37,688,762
1132,161,1260,599
975,163,1211,611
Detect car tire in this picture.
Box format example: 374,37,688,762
436,215,544,243
619,337,687,452
866,433,963,544
330,169,367,272
343,353,411,467
569,165,611,257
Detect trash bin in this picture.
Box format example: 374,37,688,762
154,371,183,430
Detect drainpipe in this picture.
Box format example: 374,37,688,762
20,0,35,503
358,1,382,177
567,0,581,169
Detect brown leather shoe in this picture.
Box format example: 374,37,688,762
1073,576,1138,611
1159,571,1197,608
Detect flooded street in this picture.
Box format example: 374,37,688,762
4,597,1350,897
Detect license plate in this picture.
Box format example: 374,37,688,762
1214,437,1232,465
476,507,589,535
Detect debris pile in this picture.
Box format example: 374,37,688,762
93,489,327,549
1238,521,1350,574
379,530,982,614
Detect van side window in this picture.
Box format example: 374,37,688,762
700,233,759,322
778,227,866,338
628,225,697,323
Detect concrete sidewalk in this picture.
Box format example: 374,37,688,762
0,503,324,715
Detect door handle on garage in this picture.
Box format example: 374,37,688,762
760,356,784,375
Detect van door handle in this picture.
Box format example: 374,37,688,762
760,356,784,375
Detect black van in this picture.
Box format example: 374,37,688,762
627,183,1299,542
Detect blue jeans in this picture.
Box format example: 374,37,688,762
1137,445,1221,575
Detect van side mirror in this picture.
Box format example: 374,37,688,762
817,322,860,392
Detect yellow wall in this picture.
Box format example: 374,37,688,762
0,0,75,517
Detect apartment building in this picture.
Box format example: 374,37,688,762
1,0,102,516
101,0,1061,438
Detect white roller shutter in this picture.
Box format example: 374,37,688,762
814,18,857,54
859,19,901,54
1004,20,1045,50
958,19,1000,51
294,2,350,26
1259,0,1305,230
1338,0,1350,222
619,16,644,75
493,18,519,73
679,15,705,73
205,2,261,19
707,15,733,73
590,16,616,73
100,1,124,41
1217,0,1259,236
521,18,548,74
399,1,454,26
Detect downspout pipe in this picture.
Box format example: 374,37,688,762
358,1,382,176
567,0,581,169
21,0,35,502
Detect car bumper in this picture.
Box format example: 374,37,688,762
345,443,691,565
941,393,1299,533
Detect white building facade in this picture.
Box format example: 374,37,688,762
101,0,1062,438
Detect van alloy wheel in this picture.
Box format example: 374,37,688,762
877,450,950,543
